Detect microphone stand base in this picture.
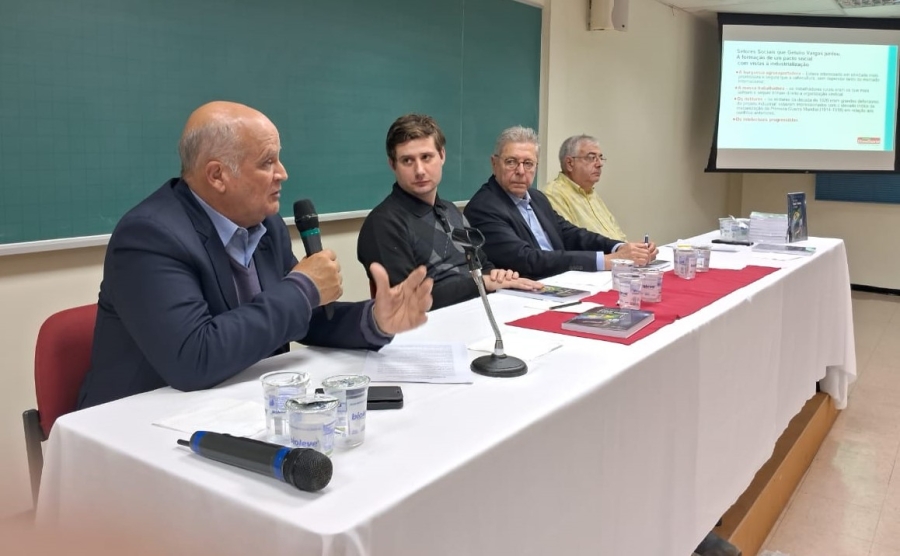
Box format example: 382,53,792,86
471,354,527,378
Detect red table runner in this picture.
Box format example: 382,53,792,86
506,266,779,345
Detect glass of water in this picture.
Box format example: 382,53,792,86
260,370,310,445
286,394,339,456
640,268,663,303
611,258,635,291
321,375,371,449
694,245,711,272
616,272,643,310
674,247,697,280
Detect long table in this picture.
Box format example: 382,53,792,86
36,236,856,556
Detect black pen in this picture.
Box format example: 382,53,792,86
552,301,584,310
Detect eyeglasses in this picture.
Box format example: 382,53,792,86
499,157,537,171
571,153,607,164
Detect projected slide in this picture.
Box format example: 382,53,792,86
718,41,898,151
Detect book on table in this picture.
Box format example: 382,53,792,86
787,192,808,243
497,284,591,302
561,307,655,338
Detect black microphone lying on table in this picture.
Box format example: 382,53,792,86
293,199,334,319
449,226,528,378
177,431,332,493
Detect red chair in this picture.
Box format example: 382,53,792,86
22,303,98,505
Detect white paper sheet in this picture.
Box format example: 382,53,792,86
709,244,742,252
542,271,613,292
153,399,265,437
707,253,748,270
751,252,803,262
647,259,673,270
364,343,473,384
468,331,563,361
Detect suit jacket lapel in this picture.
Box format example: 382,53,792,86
488,178,540,248
173,180,240,310
487,178,562,250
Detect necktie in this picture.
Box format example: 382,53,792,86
229,257,262,305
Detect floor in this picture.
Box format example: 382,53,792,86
758,291,900,556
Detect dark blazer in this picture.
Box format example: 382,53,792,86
79,178,379,409
463,176,620,280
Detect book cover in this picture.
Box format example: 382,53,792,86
787,192,808,243
498,284,591,302
561,307,655,339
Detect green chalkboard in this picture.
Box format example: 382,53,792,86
0,0,540,245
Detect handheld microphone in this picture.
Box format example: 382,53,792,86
177,431,332,492
293,199,334,318
449,226,527,379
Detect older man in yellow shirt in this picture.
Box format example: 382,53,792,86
543,134,627,241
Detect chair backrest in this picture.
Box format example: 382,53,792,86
34,303,98,437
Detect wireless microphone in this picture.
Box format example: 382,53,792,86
293,199,334,318
177,431,332,492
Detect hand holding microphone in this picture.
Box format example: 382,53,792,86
293,199,340,314
293,251,343,305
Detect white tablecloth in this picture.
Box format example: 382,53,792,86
36,235,855,556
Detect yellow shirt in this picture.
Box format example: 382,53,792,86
542,172,627,241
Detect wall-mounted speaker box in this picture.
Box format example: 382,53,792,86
589,0,628,31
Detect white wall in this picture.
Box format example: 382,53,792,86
1,0,731,518
740,173,900,289
540,0,729,244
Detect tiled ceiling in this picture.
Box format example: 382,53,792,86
658,0,900,17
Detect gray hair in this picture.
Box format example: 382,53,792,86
493,126,540,157
558,134,598,168
178,119,243,176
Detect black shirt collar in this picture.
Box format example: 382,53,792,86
389,182,444,218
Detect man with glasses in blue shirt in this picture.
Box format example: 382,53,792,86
464,126,657,280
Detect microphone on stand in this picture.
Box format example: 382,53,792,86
293,199,334,319
177,431,332,492
450,227,527,378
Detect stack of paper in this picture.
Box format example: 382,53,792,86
748,212,788,244
363,343,474,383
